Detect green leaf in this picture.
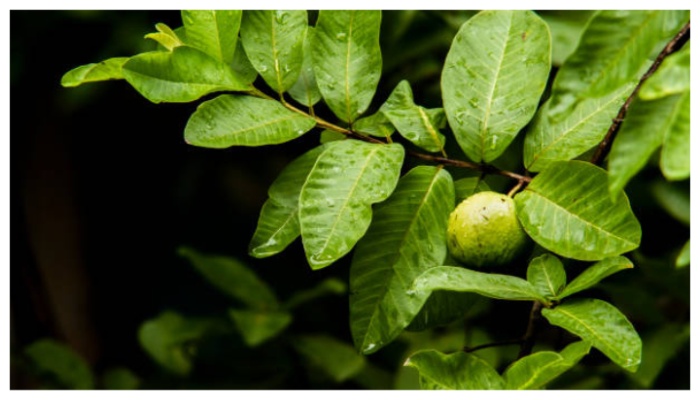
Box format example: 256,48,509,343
249,146,327,258
145,22,184,50
524,83,633,172
380,80,446,154
639,43,690,100
405,291,479,332
292,334,366,383
178,246,278,310
558,256,633,299
442,10,551,162
229,309,292,347
240,10,307,94
676,240,690,268
319,129,347,143
660,90,690,181
122,46,251,103
454,177,490,202
283,278,347,310
299,140,404,270
514,160,641,261
60,57,128,87
25,339,94,389
537,11,595,66
541,298,642,372
627,323,689,387
181,10,241,64
527,253,567,300
349,166,454,353
184,94,316,148
503,341,591,389
650,179,690,226
608,93,687,199
230,41,258,85
102,368,140,390
404,350,505,390
288,26,322,107
353,111,395,138
412,266,546,303
312,10,382,123
548,10,689,115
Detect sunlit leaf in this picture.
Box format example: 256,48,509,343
145,22,184,50
558,256,633,299
404,350,505,389
60,57,128,87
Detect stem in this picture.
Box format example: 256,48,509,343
463,339,523,353
590,21,690,165
517,301,543,359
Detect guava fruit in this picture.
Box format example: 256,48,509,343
447,191,529,268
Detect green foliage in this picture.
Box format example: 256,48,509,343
24,339,94,389
229,309,292,347
557,256,633,299
102,368,141,390
503,341,591,389
182,10,241,64
405,350,505,389
60,57,128,87
526,254,566,300
292,334,366,382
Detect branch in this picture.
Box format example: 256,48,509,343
463,338,523,353
590,21,690,165
517,301,543,359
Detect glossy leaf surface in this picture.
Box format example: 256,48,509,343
405,350,505,389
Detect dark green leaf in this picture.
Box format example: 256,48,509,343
514,160,641,261
312,10,382,123
292,334,366,382
184,94,316,148
660,91,690,180
503,341,591,389
442,10,551,162
558,256,633,299
288,27,322,106
412,266,546,302
25,339,94,389
405,291,479,332
627,323,689,387
639,43,690,100
676,240,690,268
299,141,404,270
60,57,128,87
122,46,251,103
454,177,490,202
102,368,140,390
349,166,454,353
527,253,567,300
353,111,395,138
240,10,307,93
542,298,642,372
404,350,505,389
229,309,292,347
283,278,347,310
178,246,278,310
181,10,241,64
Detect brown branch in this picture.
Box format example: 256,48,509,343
517,301,543,359
590,21,690,165
463,338,523,353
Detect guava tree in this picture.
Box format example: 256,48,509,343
60,10,690,389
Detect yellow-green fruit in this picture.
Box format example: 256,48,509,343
447,191,529,268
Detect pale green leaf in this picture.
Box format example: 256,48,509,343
537,11,595,66
650,179,690,226
240,10,306,93
548,10,689,115
181,10,241,64
25,339,94,389
312,10,382,123
349,166,454,353
380,80,446,153
292,334,366,383
412,266,546,302
102,368,140,390
608,93,687,199
122,46,251,103
60,57,128,87
249,146,327,258
184,94,316,148
145,22,184,50
558,256,633,299
230,41,258,86
288,26,322,107
353,111,395,138
527,253,567,300
178,246,278,310
542,298,642,372
676,240,690,268
514,160,641,261
404,350,505,390
660,90,690,180
442,10,551,162
283,278,347,310
229,309,292,347
454,177,490,202
299,140,404,270
639,43,690,100
627,323,689,387
503,341,591,389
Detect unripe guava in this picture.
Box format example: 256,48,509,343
447,191,529,268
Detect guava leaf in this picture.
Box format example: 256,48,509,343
60,57,129,87
292,334,366,383
503,341,591,389
412,266,546,303
353,111,395,138
178,246,278,310
299,140,404,270
102,368,140,390
230,41,258,85
181,10,241,64
240,10,306,94
312,10,382,123
288,26,322,107
404,350,505,390
145,22,184,50
405,291,479,332
25,339,94,389
627,323,690,388
184,94,316,148
537,11,595,66
558,256,633,300
639,43,690,100
249,146,327,258
514,160,641,261
229,309,292,347
541,298,642,372
676,240,690,268
454,177,490,202
527,253,566,300
349,166,454,353
660,90,690,181
122,46,252,103
442,10,551,162
650,179,690,226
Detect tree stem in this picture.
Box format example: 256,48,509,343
517,301,543,359
463,338,523,353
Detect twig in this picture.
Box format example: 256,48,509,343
517,301,543,359
590,21,690,165
463,338,523,353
